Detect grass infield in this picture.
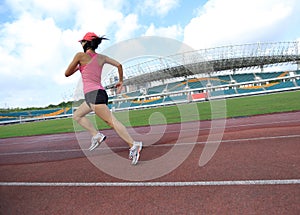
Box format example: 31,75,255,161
0,90,299,138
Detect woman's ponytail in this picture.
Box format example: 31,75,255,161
91,36,109,50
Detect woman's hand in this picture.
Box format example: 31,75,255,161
115,81,123,94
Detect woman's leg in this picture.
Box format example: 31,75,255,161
92,104,134,148
73,102,98,136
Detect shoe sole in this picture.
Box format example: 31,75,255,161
131,144,142,165
89,136,106,151
131,152,140,165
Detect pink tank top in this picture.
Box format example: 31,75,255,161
79,52,105,94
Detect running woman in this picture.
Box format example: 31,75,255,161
65,32,142,165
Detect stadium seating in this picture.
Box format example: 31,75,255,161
215,75,232,84
167,81,186,92
148,85,166,95
0,116,18,122
256,71,289,80
3,70,299,122
237,87,264,94
231,73,255,83
209,77,230,86
110,70,299,110
264,81,295,90
187,79,207,89
118,101,140,108
122,91,142,98
210,89,236,97
0,108,72,122
164,94,187,102
141,98,164,106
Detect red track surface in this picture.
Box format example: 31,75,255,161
0,111,299,214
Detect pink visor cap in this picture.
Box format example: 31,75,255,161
78,32,99,42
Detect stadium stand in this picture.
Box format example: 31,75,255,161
0,108,72,124
100,41,300,112
167,81,187,92
148,85,166,95
2,42,300,123
264,81,296,91
187,78,208,89
110,69,300,110
216,75,232,84
231,73,256,83
210,88,236,97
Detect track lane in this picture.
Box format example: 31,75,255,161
0,111,299,214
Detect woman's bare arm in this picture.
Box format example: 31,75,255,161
104,56,124,94
65,53,82,77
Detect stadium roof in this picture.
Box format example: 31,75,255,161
104,41,300,87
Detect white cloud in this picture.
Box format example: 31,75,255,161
1,0,300,108
140,0,179,16
184,0,298,49
144,23,183,40
0,0,136,107
0,13,62,76
75,2,123,34
115,14,140,42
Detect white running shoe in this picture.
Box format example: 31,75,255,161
129,142,143,165
89,132,106,151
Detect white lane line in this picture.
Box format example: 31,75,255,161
0,148,84,156
0,179,299,187
155,134,300,148
1,134,300,156
1,118,300,147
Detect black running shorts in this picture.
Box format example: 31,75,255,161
84,89,108,107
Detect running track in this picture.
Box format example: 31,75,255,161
0,111,299,214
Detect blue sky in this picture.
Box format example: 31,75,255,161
0,0,299,108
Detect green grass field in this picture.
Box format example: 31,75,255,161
1,90,299,138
